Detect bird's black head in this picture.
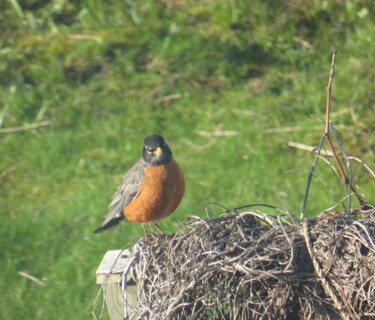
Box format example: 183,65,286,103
142,134,172,166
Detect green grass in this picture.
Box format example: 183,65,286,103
1,1,374,319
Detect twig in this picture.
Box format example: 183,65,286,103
183,138,217,151
265,124,353,134
293,37,312,48
0,120,50,133
154,93,186,104
301,50,366,218
287,141,334,156
231,108,266,118
0,165,17,179
324,52,347,185
67,34,102,42
92,284,105,320
329,123,366,207
17,271,45,286
196,130,239,137
120,252,138,319
302,221,351,320
323,52,365,207
301,134,326,219
325,50,336,135
348,156,375,178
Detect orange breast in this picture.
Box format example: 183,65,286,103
122,159,185,223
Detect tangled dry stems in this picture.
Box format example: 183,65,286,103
119,206,374,320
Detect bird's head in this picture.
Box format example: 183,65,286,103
142,134,172,166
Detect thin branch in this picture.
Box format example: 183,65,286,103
0,120,50,133
321,51,365,210
329,122,366,207
67,34,103,42
348,156,375,178
301,49,366,218
322,51,365,208
301,133,326,219
0,165,17,178
323,51,347,184
197,130,239,137
17,271,45,286
265,124,354,134
325,50,336,134
287,141,334,156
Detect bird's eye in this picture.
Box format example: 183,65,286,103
145,146,154,153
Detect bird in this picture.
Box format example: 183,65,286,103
94,134,185,233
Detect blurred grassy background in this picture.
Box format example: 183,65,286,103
0,0,374,319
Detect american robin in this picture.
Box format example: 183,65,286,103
94,134,185,233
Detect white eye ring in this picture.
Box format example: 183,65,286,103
145,146,153,154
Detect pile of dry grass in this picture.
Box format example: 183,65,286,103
120,206,374,319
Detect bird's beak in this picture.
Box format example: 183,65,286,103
153,147,162,155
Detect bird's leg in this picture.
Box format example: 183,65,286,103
154,223,165,234
141,224,148,236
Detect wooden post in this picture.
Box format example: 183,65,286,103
96,249,139,320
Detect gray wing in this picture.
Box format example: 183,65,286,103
94,159,145,233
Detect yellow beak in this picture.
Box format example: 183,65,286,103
153,147,162,155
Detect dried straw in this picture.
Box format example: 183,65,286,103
118,206,374,319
